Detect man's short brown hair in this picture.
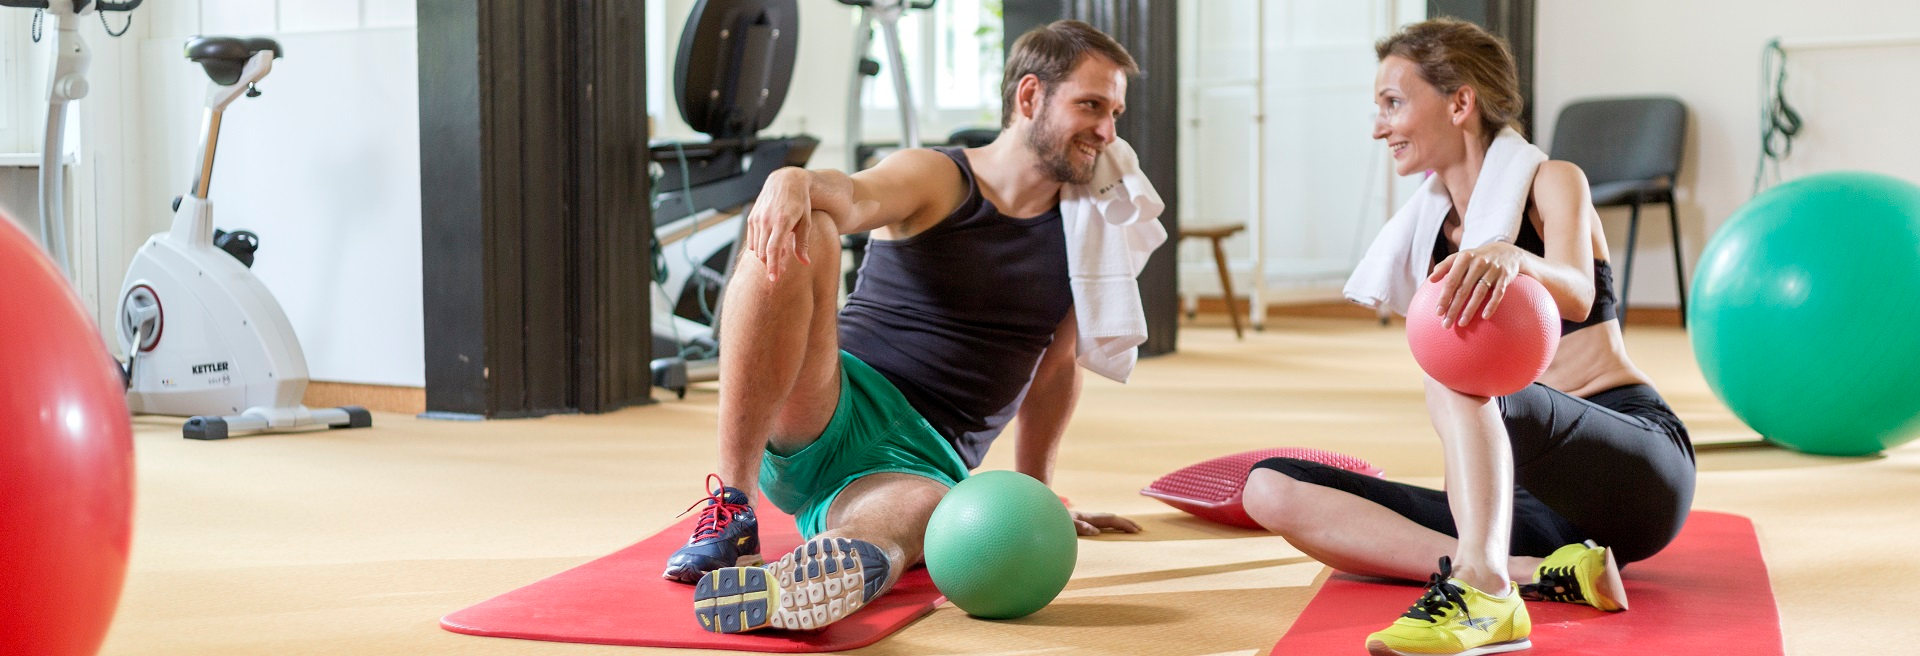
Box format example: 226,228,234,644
1000,20,1138,127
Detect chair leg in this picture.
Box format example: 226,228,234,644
1621,201,1641,327
1211,236,1244,339
1176,235,1196,319
1667,200,1686,326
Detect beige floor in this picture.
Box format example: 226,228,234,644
99,317,1920,655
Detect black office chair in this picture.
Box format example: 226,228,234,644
1548,97,1688,324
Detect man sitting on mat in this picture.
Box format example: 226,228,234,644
662,20,1148,634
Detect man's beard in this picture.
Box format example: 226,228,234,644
1024,104,1097,184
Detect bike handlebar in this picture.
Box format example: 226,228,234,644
0,0,143,11
835,0,936,10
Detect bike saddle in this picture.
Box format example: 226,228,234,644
184,36,283,86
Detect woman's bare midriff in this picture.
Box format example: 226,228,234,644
1537,322,1655,398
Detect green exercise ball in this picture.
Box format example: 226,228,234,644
1689,171,1920,456
923,471,1077,619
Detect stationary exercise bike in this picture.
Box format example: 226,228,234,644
841,0,933,169
115,37,371,439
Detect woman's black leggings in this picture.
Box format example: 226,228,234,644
1251,383,1695,564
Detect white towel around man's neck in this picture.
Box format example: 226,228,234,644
1343,127,1547,316
1061,138,1167,383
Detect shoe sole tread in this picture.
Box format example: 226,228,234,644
693,537,885,633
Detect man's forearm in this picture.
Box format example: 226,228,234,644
1014,359,1082,486
775,167,857,232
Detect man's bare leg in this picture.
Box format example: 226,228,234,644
816,473,950,594
666,212,845,584
714,212,847,492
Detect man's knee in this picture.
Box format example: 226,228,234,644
804,212,843,282
825,474,947,544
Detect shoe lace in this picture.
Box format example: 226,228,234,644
677,473,749,542
1528,565,1585,603
1402,556,1469,622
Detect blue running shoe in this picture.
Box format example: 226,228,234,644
662,474,762,583
692,537,891,633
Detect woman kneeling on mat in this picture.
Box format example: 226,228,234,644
1242,19,1696,656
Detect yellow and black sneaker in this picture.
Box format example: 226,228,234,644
692,536,891,633
1519,540,1628,612
1365,557,1532,656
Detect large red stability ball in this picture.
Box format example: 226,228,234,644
1406,274,1560,397
0,213,136,655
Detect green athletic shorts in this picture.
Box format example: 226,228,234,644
758,350,971,538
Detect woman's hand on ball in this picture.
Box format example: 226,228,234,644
1070,510,1142,536
1429,243,1527,328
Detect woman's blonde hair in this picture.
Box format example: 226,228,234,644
1376,18,1523,137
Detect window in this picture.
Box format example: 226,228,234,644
644,0,670,139
861,0,1004,139
933,0,1001,112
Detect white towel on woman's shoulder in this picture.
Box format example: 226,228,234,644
1343,127,1547,316
1061,138,1167,383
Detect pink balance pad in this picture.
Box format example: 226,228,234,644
1141,447,1384,529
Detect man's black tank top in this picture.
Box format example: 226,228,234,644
838,147,1073,469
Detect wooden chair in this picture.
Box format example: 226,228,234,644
1178,223,1247,338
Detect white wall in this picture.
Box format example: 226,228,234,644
0,9,43,155
1176,0,1427,315
1536,0,1920,308
135,0,422,387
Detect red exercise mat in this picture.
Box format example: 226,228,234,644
1142,447,1384,529
441,508,944,652
1273,511,1783,655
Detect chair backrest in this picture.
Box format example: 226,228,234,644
1547,97,1687,186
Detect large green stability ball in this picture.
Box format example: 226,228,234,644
1689,171,1920,456
923,471,1077,619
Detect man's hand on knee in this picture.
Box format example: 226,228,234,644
745,168,819,281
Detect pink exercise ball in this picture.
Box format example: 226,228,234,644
0,212,136,655
1406,274,1560,397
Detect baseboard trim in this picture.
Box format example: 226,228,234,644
1191,297,1685,327
301,306,1680,416
1617,307,1683,327
1193,297,1383,321
303,381,426,415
